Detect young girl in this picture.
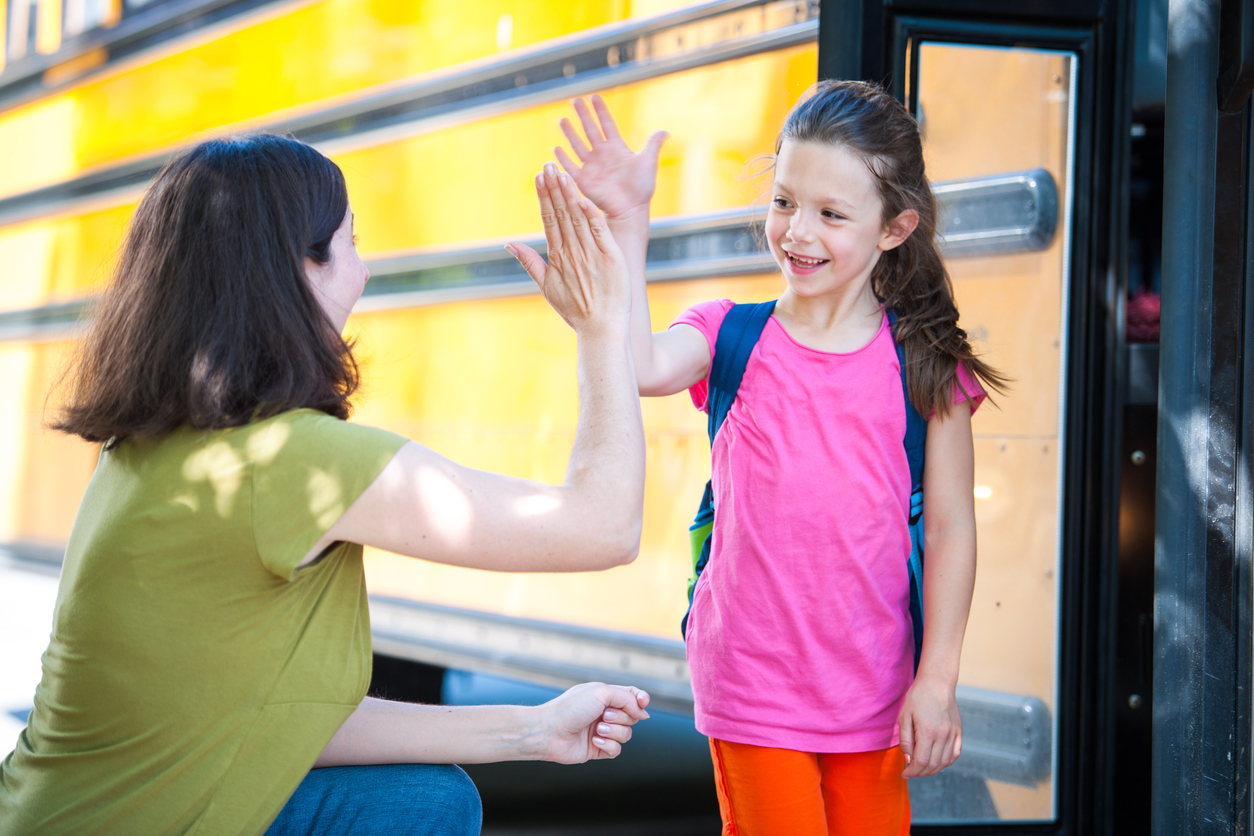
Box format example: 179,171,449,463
551,81,1004,835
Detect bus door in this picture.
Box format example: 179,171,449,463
820,0,1134,832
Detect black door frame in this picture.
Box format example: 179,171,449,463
817,2,1134,833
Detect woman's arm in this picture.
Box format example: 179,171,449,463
555,95,709,396
314,683,651,767
304,166,643,572
898,403,977,778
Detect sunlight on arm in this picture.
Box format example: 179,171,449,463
513,493,561,517
415,465,474,548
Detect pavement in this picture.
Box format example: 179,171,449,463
0,557,59,759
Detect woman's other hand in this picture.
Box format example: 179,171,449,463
508,163,630,336
554,94,667,222
533,683,651,764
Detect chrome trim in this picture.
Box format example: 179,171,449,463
946,687,1052,786
0,538,1053,772
0,0,817,227
0,298,91,342
0,168,1061,339
0,0,300,106
934,168,1059,257
369,596,695,715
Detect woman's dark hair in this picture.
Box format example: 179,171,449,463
777,80,1008,417
54,133,358,446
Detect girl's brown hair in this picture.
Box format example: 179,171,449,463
777,80,1008,417
54,134,358,446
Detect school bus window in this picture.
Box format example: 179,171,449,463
910,41,1077,823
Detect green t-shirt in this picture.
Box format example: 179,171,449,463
0,409,407,836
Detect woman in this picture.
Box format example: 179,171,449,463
0,136,648,836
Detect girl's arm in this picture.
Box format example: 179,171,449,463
315,683,651,767
555,95,709,396
898,403,977,778
303,166,643,573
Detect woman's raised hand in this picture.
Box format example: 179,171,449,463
508,162,630,334
533,683,651,764
555,94,667,221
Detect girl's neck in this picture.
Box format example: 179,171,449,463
772,283,883,354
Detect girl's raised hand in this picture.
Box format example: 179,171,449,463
508,162,630,334
556,94,668,221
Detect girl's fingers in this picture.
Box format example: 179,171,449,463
590,94,624,142
506,243,546,287
558,118,591,161
643,130,669,164
898,715,914,770
554,146,582,178
573,97,605,145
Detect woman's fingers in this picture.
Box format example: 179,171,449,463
543,164,580,253
573,96,605,145
555,170,598,255
595,720,633,745
599,685,651,722
506,243,546,287
558,118,591,161
535,170,562,257
590,93,623,142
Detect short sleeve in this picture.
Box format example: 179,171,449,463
950,362,987,415
670,298,735,412
250,410,408,580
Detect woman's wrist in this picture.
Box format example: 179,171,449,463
514,704,557,761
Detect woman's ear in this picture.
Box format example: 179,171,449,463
879,209,920,251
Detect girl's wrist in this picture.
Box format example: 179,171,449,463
605,204,651,225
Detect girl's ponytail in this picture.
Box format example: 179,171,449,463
777,80,1009,417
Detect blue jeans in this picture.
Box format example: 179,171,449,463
265,764,482,836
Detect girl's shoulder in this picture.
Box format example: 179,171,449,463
670,298,736,351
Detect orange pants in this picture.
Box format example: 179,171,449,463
709,738,911,836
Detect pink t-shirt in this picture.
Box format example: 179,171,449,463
675,299,984,753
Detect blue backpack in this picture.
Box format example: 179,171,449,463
680,300,929,673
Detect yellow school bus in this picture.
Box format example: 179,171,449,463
0,0,1082,825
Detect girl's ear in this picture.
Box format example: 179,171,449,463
879,209,920,251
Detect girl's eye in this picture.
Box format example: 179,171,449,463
822,210,845,221
772,197,792,209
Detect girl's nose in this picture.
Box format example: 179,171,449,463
788,212,814,243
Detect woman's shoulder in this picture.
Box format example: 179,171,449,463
243,408,407,462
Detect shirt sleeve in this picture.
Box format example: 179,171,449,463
250,410,408,580
670,298,735,412
950,361,987,415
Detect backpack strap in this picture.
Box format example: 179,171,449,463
888,308,928,673
707,300,778,444
682,300,777,638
